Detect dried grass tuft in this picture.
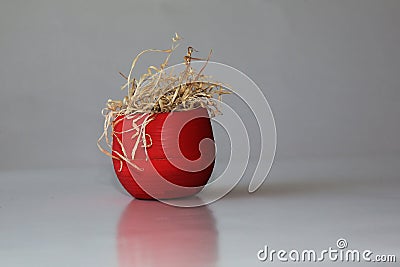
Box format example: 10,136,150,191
97,33,229,170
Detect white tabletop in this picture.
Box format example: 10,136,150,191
0,156,399,266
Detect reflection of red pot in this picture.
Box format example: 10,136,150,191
117,200,218,267
112,108,215,200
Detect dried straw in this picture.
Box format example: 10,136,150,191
97,33,230,170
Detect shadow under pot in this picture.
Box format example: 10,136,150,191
112,108,215,200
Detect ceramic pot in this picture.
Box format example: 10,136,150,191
112,108,215,199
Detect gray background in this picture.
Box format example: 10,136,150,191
1,1,399,266
1,0,399,169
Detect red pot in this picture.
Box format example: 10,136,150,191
112,108,215,200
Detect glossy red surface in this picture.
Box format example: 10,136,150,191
112,108,215,199
117,200,217,267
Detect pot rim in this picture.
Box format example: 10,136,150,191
117,107,209,117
